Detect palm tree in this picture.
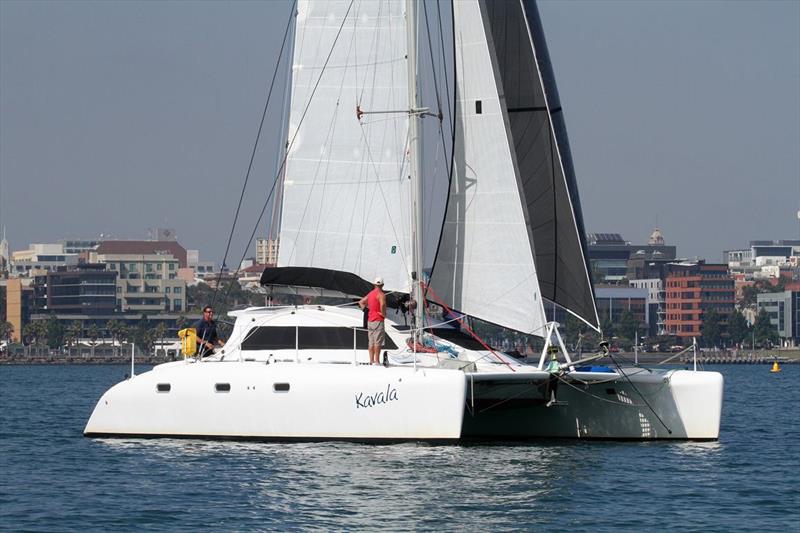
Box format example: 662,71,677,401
0,321,13,345
65,320,82,355
117,324,130,358
87,324,100,358
106,319,122,357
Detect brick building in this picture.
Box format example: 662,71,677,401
664,262,735,340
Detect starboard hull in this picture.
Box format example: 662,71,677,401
461,369,724,440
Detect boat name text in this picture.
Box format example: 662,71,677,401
355,384,398,409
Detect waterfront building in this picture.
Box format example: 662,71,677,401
10,243,79,277
629,279,664,336
0,228,9,273
32,264,116,316
59,239,101,254
756,290,799,347
4,278,34,342
664,261,735,341
256,237,279,265
187,249,216,278
594,286,648,329
723,240,800,280
90,241,187,313
587,231,676,284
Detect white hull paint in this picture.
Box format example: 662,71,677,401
85,361,466,441
84,306,723,442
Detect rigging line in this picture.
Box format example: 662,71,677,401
422,0,453,182
427,0,457,282
607,354,673,434
424,282,515,371
554,374,653,407
211,0,296,310
435,0,453,131
223,0,356,303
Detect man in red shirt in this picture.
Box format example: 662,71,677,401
359,277,386,365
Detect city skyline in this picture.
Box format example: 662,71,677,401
1,0,798,265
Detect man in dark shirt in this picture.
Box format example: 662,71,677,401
195,305,224,357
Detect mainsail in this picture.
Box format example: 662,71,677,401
278,0,412,292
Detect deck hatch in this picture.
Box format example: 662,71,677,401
156,383,171,393
273,383,290,392
215,383,231,392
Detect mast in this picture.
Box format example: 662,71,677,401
406,0,424,339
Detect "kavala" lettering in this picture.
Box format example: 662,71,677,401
355,384,399,409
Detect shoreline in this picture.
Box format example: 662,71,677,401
2,352,797,366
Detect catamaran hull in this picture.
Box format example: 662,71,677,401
462,370,724,440
84,362,466,441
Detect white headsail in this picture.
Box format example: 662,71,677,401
428,0,548,335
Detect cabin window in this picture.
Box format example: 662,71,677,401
606,388,616,395
273,383,290,392
475,100,482,114
215,383,231,393
156,383,171,393
241,326,398,351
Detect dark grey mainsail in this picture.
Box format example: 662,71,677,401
482,0,599,329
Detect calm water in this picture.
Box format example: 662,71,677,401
1,364,798,532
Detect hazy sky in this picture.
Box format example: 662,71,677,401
1,0,798,266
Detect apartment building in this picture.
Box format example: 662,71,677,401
32,264,116,315
757,290,799,347
664,262,735,339
92,241,187,313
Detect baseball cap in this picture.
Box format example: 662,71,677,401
373,277,384,286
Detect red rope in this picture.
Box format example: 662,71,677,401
422,282,515,372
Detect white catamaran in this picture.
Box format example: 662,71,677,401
85,0,723,441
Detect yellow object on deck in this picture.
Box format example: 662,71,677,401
770,361,782,373
178,328,197,357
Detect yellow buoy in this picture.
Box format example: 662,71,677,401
770,361,782,373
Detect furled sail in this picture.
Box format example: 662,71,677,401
278,0,412,292
483,0,599,330
428,0,548,336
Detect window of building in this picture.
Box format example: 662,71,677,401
165,287,171,293
174,287,182,294
168,263,175,271
174,299,182,311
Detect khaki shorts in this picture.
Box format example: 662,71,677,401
367,321,385,347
